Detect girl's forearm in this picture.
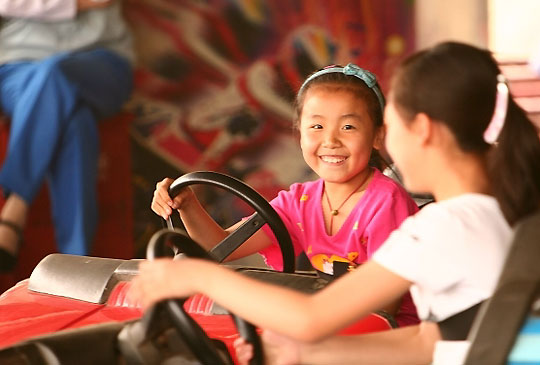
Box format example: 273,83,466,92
192,261,408,342
179,204,271,260
195,262,320,341
178,197,229,251
297,322,439,365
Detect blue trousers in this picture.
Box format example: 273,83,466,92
0,49,133,255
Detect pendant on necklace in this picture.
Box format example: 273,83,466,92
331,209,339,216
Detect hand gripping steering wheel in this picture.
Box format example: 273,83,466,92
166,171,295,272
147,229,261,365
149,171,297,364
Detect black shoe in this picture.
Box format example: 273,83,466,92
0,220,22,273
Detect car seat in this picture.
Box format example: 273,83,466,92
464,209,540,364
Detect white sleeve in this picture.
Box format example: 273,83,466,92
373,207,466,293
0,0,76,20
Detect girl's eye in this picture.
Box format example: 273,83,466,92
311,124,323,129
342,124,355,130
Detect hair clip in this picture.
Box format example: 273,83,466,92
298,63,385,111
342,63,377,88
483,74,509,144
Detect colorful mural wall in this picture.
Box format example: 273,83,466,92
123,0,415,254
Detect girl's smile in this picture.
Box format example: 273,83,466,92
319,155,347,164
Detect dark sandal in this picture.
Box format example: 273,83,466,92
0,220,23,273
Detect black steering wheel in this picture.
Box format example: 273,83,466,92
166,171,295,273
146,229,264,365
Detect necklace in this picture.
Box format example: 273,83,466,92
324,172,371,234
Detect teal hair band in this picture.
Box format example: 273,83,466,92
299,63,385,112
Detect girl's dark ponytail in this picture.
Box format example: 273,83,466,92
488,99,540,224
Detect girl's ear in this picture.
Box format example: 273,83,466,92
412,112,433,145
372,124,385,151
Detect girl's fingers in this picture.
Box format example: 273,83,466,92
168,186,194,210
157,183,173,203
128,277,150,309
233,337,253,365
130,260,173,309
151,194,172,219
157,190,174,211
152,178,197,218
152,178,176,218
172,194,185,209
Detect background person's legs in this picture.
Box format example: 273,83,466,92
46,105,99,256
0,50,132,265
58,49,133,119
0,56,82,269
47,49,133,255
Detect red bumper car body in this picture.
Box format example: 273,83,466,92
0,254,393,363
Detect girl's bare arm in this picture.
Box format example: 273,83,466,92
132,258,412,342
293,322,439,364
152,178,273,260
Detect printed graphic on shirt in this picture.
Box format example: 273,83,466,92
296,194,309,231
311,252,359,275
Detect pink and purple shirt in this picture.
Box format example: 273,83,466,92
260,168,419,326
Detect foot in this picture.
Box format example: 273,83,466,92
0,220,23,272
0,194,27,272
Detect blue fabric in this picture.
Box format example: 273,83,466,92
0,49,132,255
508,316,540,364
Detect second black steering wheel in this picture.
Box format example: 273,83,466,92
147,229,264,365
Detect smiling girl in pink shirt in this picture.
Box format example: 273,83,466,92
150,63,419,327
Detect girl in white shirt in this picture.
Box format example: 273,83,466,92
129,41,540,364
